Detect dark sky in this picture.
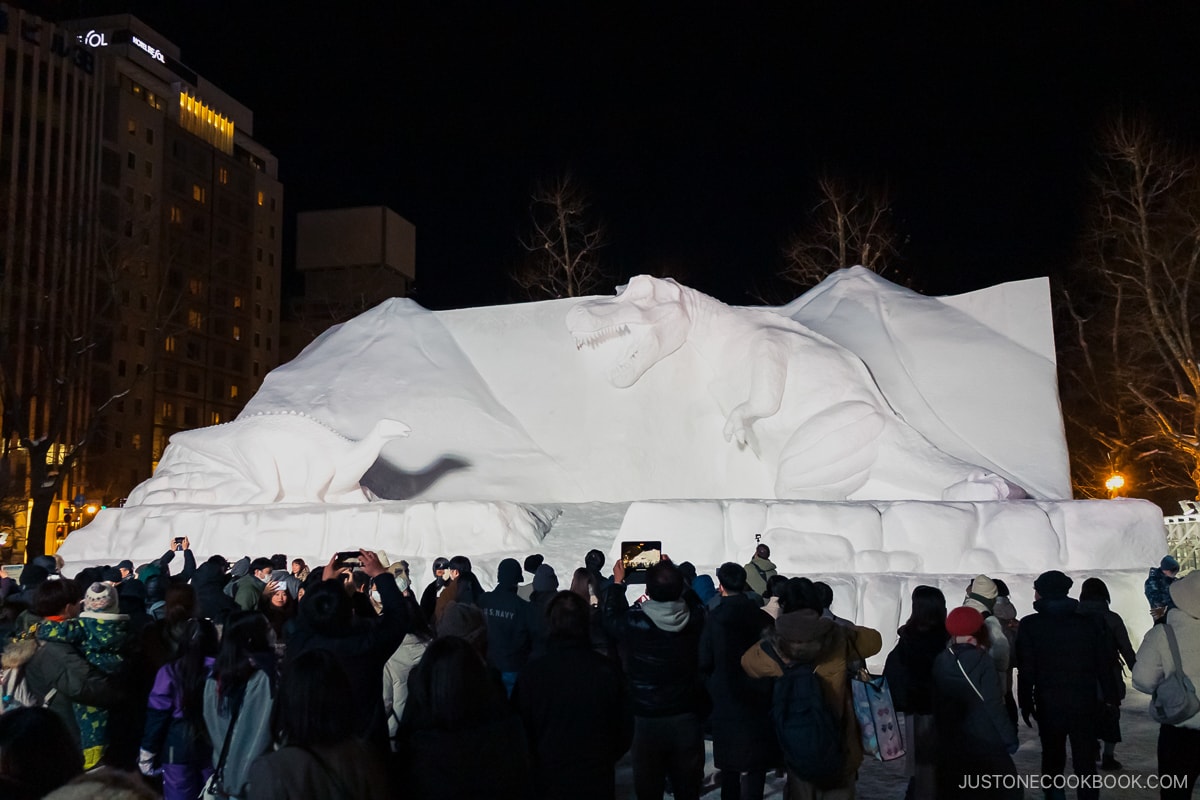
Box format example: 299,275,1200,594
79,2,1200,308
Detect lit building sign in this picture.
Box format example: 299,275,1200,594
131,35,166,63
78,29,108,48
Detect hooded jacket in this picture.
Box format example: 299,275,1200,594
602,582,706,717
1133,576,1200,729
741,609,883,784
192,562,239,624
1146,567,1177,611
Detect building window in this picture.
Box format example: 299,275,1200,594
254,303,261,320
232,325,241,341
183,407,198,426
270,197,276,212
164,336,176,353
267,309,273,323
127,151,136,169
143,193,152,211
137,329,146,347
192,184,206,203
266,337,272,352
146,128,154,145
268,225,275,240
255,276,263,290
268,253,274,267
185,372,199,393
218,167,229,185
256,247,263,262
230,384,239,399
162,402,174,421
253,362,260,377
254,332,260,347
257,190,264,206
134,398,143,415
132,434,142,450
124,186,134,204
117,360,127,377
127,119,136,136
188,310,203,329
233,295,243,309
169,206,182,224
140,294,149,311
144,161,153,178
211,411,222,425
189,278,203,296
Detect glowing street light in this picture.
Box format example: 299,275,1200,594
1105,473,1126,498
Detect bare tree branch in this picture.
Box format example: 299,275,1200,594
779,175,908,292
513,172,610,299
1058,114,1200,502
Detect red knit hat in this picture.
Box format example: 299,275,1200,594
946,606,984,637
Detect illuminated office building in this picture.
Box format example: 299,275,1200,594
0,6,281,552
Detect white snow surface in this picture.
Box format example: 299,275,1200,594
57,270,1166,658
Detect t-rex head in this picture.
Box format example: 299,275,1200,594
565,275,691,388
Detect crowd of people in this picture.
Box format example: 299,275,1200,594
0,539,1197,799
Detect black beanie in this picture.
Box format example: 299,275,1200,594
1033,570,1073,599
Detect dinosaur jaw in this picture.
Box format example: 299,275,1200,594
571,324,651,387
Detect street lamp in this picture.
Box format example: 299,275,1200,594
1105,472,1126,498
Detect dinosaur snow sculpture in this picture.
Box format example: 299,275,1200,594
566,275,1026,502
125,412,411,506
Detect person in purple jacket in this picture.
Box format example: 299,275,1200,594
139,618,220,800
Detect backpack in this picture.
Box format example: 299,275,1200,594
0,629,50,713
763,641,844,786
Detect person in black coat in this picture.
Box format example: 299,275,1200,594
190,557,239,626
399,635,530,799
697,562,776,800
418,556,450,623
603,558,707,800
933,607,1019,799
1016,570,1120,800
285,550,411,750
512,590,632,800
1078,576,1137,770
883,585,948,800
478,558,535,696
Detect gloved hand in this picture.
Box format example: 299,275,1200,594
138,748,161,777
1021,708,1035,729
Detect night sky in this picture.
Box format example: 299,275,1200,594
87,2,1200,308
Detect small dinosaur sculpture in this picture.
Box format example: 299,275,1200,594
566,275,1025,502
126,412,411,506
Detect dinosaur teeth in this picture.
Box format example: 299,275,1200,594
572,324,631,351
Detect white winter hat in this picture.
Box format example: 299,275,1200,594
85,582,118,612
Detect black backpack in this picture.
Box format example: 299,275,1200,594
762,641,845,786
